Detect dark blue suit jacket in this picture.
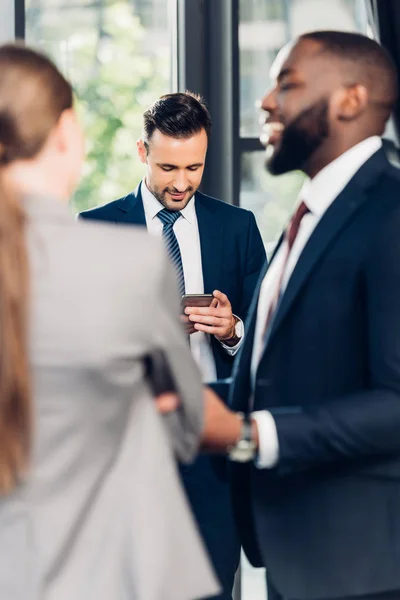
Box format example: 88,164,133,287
229,148,400,599
80,182,266,379
80,183,266,599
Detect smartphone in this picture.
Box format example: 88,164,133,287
181,293,214,309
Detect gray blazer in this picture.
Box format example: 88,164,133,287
0,196,219,600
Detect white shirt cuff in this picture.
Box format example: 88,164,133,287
252,410,279,469
219,316,244,356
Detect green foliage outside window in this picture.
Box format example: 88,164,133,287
26,1,170,213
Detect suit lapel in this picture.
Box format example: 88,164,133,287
229,231,286,410
233,232,283,362
267,230,285,265
195,193,224,293
265,148,389,348
229,258,270,410
117,182,147,226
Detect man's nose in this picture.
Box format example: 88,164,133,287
260,87,278,116
173,171,189,192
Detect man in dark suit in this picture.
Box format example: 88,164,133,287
199,30,400,600
80,92,266,599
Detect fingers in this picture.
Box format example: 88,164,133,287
193,320,235,338
193,323,222,334
189,314,222,326
212,290,229,305
183,291,233,341
184,291,231,316
186,312,234,337
181,314,197,335
210,297,219,308
192,321,233,336
201,388,243,452
156,393,180,413
185,306,230,316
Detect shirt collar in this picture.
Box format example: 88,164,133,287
299,136,382,217
141,179,196,224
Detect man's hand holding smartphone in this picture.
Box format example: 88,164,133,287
180,293,216,335
181,290,238,342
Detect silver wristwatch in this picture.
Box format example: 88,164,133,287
228,413,257,463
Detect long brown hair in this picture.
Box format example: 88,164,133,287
0,43,73,494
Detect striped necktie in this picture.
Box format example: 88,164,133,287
157,208,185,297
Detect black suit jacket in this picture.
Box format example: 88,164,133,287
80,183,266,379
230,148,400,599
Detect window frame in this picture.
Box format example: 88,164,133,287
15,0,25,38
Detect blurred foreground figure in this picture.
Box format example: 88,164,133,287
0,43,219,600
200,30,400,600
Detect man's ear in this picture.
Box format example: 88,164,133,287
336,84,368,121
137,139,148,164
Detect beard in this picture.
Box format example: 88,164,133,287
149,183,196,211
267,98,330,175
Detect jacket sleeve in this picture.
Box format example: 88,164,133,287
149,253,205,464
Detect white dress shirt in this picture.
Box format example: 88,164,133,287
252,136,383,468
141,181,242,382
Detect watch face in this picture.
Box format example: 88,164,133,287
229,440,256,463
234,319,243,339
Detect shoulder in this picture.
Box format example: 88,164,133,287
368,162,400,217
196,191,256,223
74,218,165,283
378,161,400,194
79,191,136,221
74,216,156,252
362,163,400,257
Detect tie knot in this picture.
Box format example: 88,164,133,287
286,201,310,250
157,208,182,226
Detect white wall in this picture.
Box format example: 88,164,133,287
0,0,15,44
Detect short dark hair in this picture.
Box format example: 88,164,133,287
300,30,398,108
142,92,212,150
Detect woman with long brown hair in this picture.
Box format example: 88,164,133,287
0,43,218,600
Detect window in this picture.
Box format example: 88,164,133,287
0,0,15,42
25,0,174,212
239,0,368,255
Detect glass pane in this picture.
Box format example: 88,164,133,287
0,0,14,44
239,0,368,138
241,152,304,254
25,0,173,212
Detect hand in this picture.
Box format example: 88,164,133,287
184,290,237,342
180,314,197,336
156,392,180,414
200,387,243,452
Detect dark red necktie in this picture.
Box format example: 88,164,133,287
263,201,310,337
